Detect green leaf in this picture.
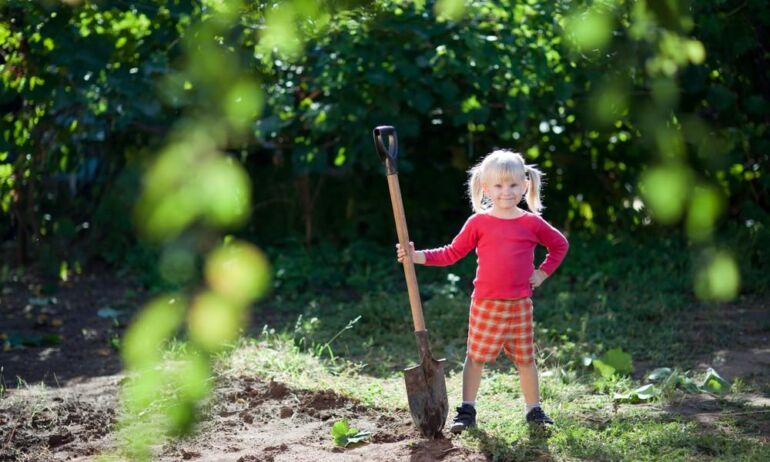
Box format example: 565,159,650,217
592,359,616,379
614,384,659,403
435,0,466,21
647,367,673,382
595,348,633,378
677,376,702,394
635,384,658,400
331,419,371,448
686,185,723,241
700,368,731,395
97,307,125,319
345,431,372,445
640,164,694,224
331,419,349,438
5,333,61,348
564,8,613,51
694,251,740,302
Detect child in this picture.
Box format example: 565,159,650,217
396,150,568,433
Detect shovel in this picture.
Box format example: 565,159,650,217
373,125,448,438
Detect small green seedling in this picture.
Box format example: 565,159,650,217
331,419,371,448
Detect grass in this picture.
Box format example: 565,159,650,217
16,225,757,461
209,328,769,461
6,226,768,461
258,224,770,374
235,226,770,460
213,331,769,461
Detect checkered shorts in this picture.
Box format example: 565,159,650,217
466,298,534,365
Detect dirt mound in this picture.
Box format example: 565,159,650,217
160,375,485,461
1,374,484,461
0,392,116,461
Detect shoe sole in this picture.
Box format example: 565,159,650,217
450,424,476,434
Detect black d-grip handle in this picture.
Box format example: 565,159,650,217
373,126,398,175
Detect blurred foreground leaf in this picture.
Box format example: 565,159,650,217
695,251,740,301
205,240,272,304
640,164,693,224
122,296,186,370
564,7,613,51
435,0,465,21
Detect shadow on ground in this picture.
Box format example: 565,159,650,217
1,270,140,387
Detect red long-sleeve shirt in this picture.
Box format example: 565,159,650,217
423,212,569,300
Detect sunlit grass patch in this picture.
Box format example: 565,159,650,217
220,335,408,410
433,359,769,461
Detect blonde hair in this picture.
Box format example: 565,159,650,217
467,150,544,214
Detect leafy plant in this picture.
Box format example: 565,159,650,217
613,383,659,403
330,419,371,448
591,348,634,379
699,368,732,395
614,366,732,403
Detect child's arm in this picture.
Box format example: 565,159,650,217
529,269,549,288
420,217,478,266
394,216,478,267
534,217,569,278
396,242,426,264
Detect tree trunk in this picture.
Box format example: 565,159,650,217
295,175,313,247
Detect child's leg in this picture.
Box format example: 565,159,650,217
518,360,553,424
462,356,485,402
452,356,483,433
516,361,540,406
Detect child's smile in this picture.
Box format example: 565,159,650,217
484,178,527,211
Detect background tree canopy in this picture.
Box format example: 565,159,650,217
1,0,768,283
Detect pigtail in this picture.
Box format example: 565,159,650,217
468,164,485,213
525,164,544,214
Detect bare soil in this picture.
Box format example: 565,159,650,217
155,375,485,462
0,272,487,461
1,372,487,462
1,269,132,386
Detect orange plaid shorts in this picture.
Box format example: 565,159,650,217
466,298,534,365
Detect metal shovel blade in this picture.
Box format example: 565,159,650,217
403,331,448,438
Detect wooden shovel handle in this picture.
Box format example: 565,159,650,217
373,126,426,332
387,175,426,332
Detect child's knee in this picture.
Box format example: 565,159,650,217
515,359,535,369
465,356,485,368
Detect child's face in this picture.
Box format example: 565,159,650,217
483,173,528,211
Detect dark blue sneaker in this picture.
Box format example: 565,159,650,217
450,404,477,433
525,407,554,426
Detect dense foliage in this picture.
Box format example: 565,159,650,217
2,1,768,265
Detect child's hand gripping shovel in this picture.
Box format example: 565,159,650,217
373,126,448,438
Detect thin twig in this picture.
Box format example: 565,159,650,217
440,447,460,457
2,425,18,451
724,2,748,18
